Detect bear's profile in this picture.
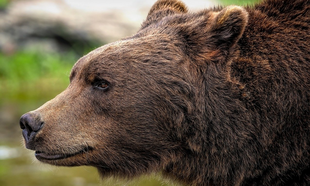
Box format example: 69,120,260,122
20,0,310,185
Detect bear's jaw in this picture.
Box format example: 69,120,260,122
35,146,93,161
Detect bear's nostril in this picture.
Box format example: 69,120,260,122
39,122,44,131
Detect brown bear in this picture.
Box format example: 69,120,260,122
20,0,310,185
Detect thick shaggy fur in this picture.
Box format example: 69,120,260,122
20,0,310,185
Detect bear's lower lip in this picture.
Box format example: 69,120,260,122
35,151,65,160
35,148,92,160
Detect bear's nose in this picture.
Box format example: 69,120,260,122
20,113,44,150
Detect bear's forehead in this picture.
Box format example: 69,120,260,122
80,34,164,62
69,34,181,82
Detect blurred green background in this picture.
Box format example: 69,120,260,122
0,0,259,186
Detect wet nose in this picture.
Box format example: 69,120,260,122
20,113,44,148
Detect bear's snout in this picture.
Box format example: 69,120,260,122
20,112,44,150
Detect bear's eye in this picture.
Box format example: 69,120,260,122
93,80,110,91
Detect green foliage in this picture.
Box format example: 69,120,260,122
218,0,261,6
0,0,8,8
0,51,76,103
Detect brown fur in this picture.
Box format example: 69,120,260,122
20,0,310,185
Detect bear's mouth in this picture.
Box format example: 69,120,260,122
35,147,92,160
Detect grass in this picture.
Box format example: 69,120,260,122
0,50,76,104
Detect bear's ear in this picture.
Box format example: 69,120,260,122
141,0,188,29
208,5,248,51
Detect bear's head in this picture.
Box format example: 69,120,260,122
20,0,248,180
